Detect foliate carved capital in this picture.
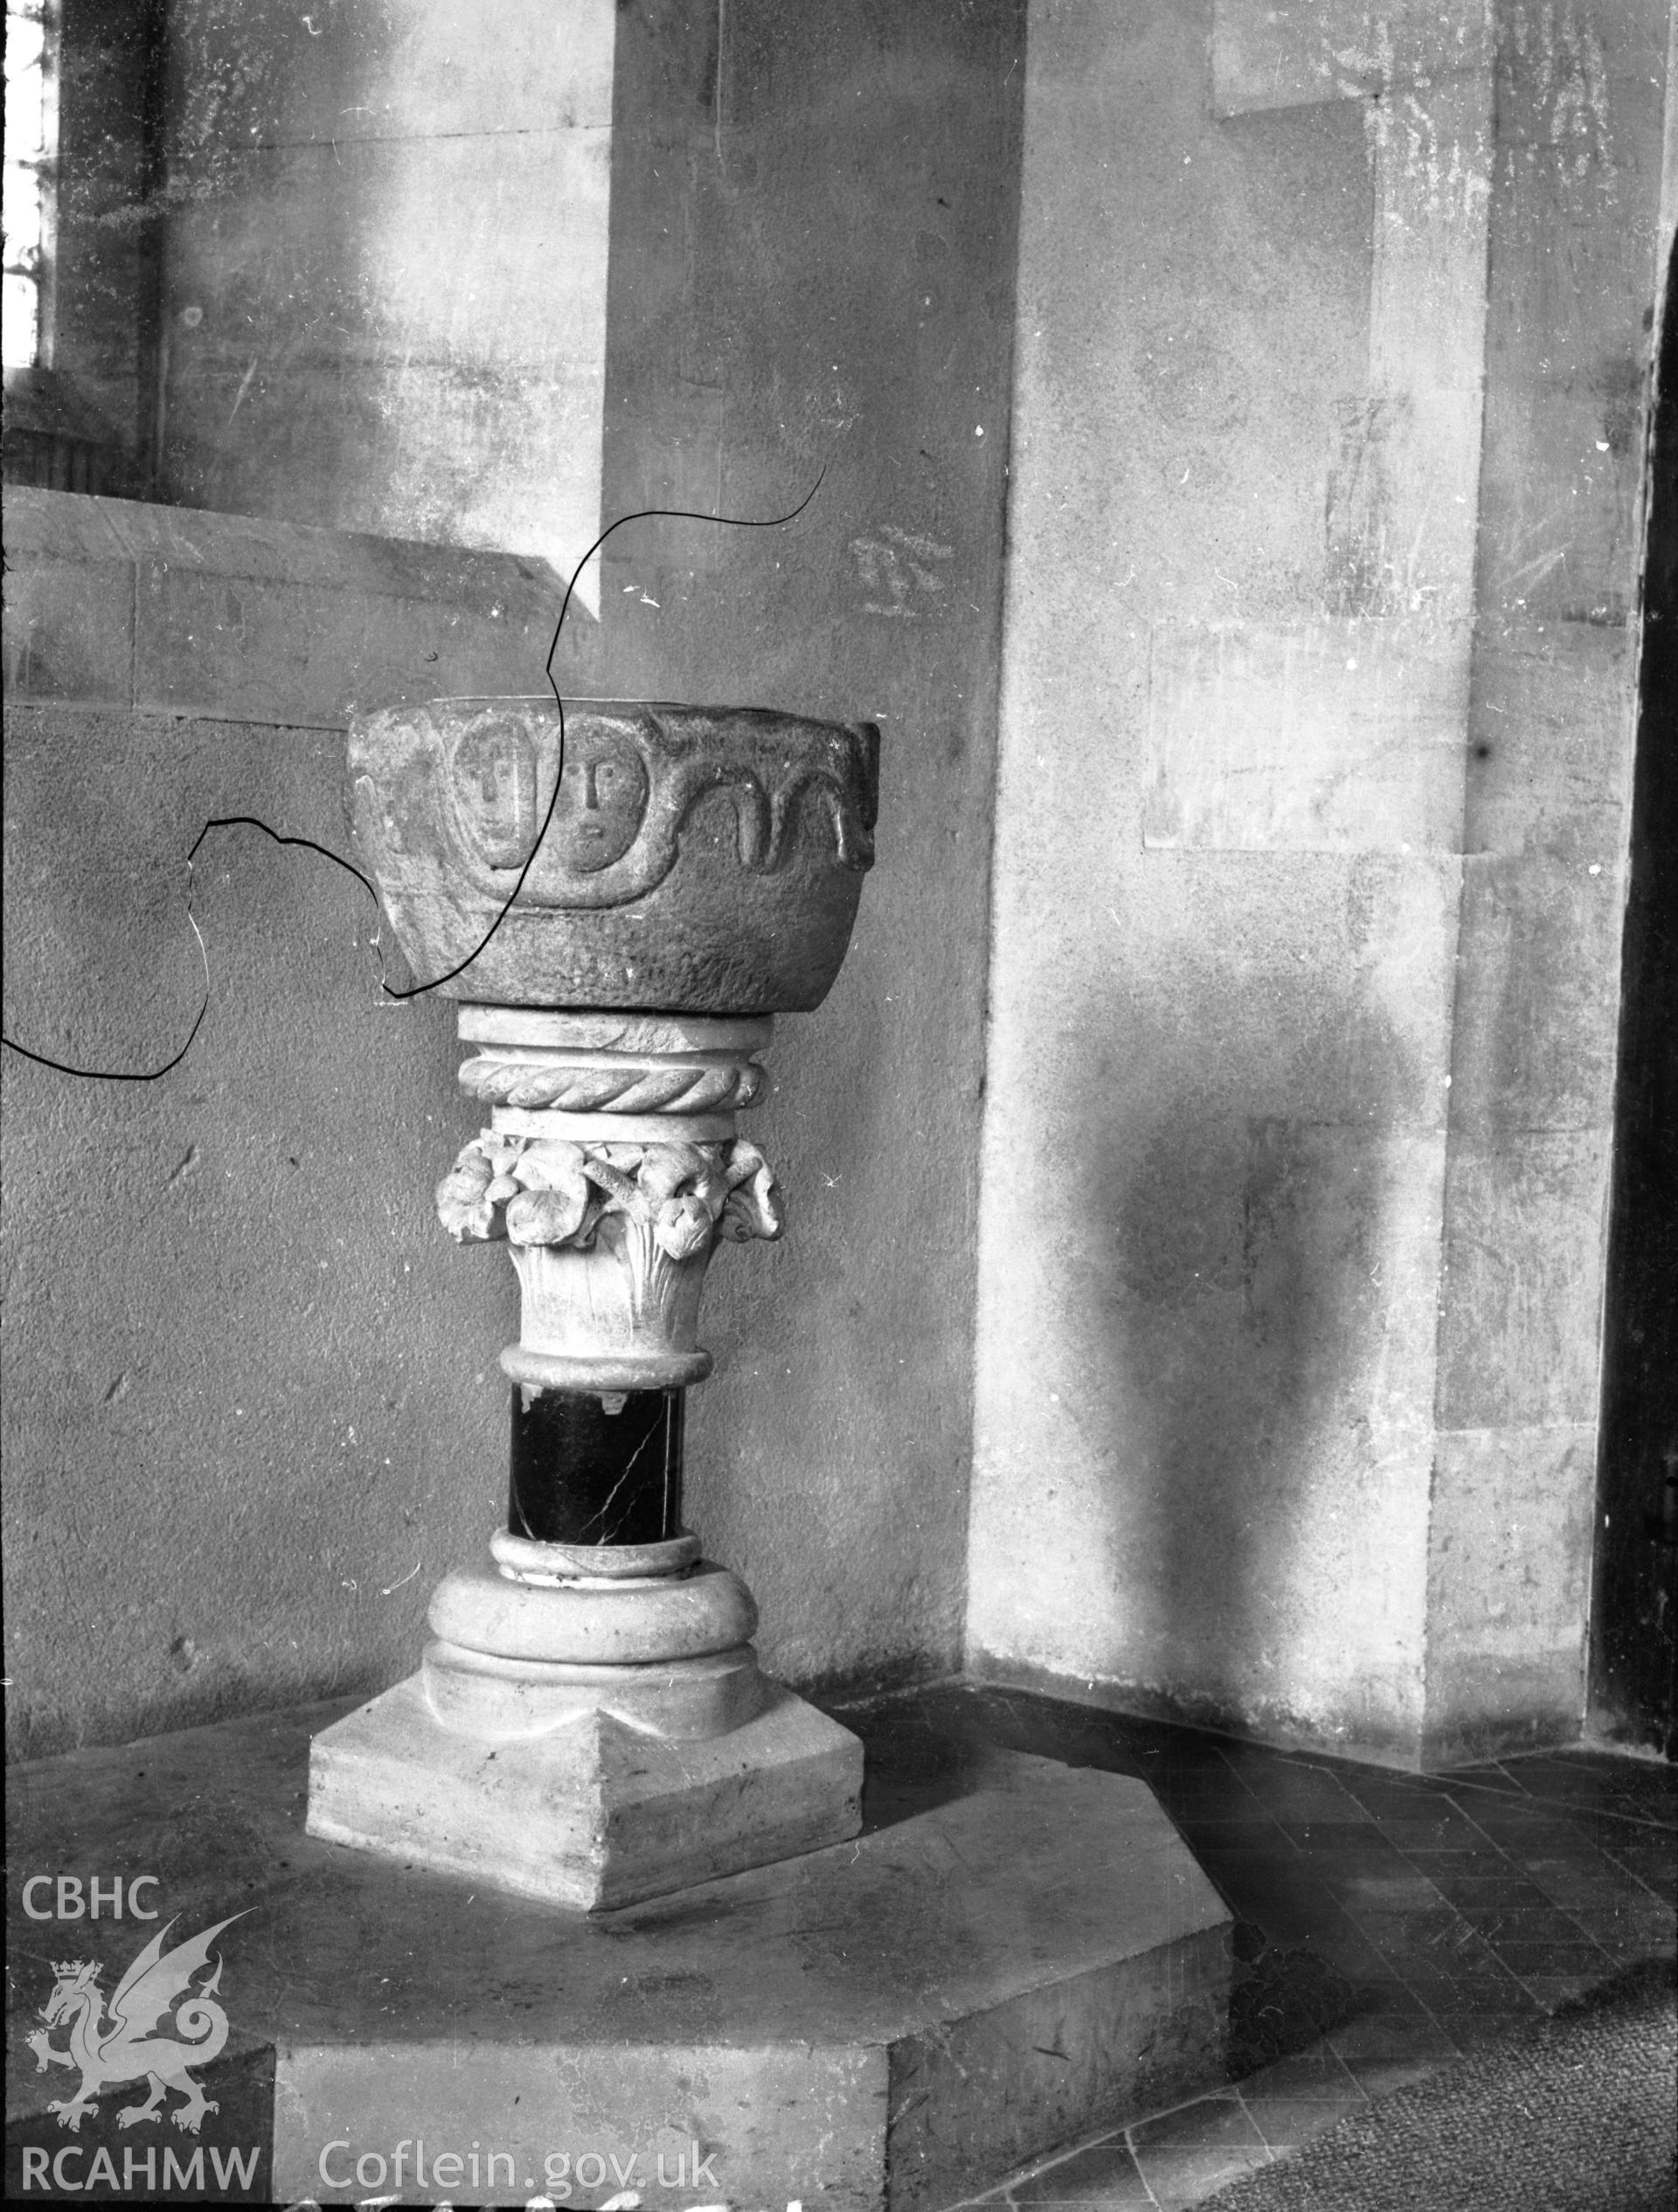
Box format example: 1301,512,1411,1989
437,1134,780,1259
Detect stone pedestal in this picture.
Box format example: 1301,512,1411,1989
309,1007,863,1907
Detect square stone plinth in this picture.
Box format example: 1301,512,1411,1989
308,1675,865,1910
6,1702,1232,2212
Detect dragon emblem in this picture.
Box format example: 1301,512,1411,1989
25,1913,245,2135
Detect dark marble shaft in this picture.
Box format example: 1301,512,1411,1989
508,1387,684,1546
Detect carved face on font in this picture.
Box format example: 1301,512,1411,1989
546,730,650,875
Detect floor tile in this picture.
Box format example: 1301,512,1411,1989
1006,2193,1154,2209
1500,1751,1678,1828
1192,1847,1322,1891
1522,1855,1662,1910
1192,1841,1312,1876
1412,1952,1547,2000
1453,1903,1595,1947
1232,2042,1363,2096
1174,1820,1293,1861
1532,1865,1654,1909
1320,1869,1446,1910
1340,1777,1457,1817
1209,1743,1304,1778
1454,1805,1608,1855
1163,1734,1261,1772
1278,1820,1396,1851
1289,1847,1417,1893
1568,1898,1678,1952
1344,1903,1475,1946
1480,1938,1612,1976
1390,1921,1527,1969
1128,2141,1272,2209
1426,2001,1543,2049
1389,1934,1534,1984
1217,1893,1331,1948
1164,1776,1282,1809
1324,2009,1460,2071
1366,1813,1494,1850
1289,1816,1418,1849
1129,2096,1265,2153
1597,1835,1678,1903
1565,1924,1667,1969
1396,1971,1536,2021
1398,1847,1522,1875
1210,1880,1337,1929
1517,1966,1622,2013
1345,1917,1494,1982
1289,1921,1408,1985
1168,1774,1290,1810
1423,1873,1557,1909
1010,2138,1154,2206
1338,2048,1453,2098
1238,2085,1367,2151
1231,1771,1364,1822
1322,1980,1433,2028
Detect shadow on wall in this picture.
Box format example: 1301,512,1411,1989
1064,965,1429,1752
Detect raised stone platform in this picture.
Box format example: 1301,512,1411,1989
7,1700,1232,2210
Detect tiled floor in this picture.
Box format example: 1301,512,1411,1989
849,1684,1678,2212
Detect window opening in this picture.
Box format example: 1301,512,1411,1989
3,0,59,369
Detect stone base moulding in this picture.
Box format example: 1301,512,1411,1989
308,1676,863,1911
420,1638,768,1740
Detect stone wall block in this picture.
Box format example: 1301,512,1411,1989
1211,0,1494,115
1422,1422,1597,1763
1494,0,1662,150
1448,853,1626,1135
163,0,615,152
1143,619,1472,852
161,130,611,579
158,0,614,590
1480,377,1650,623
1435,1129,1612,1431
1462,618,1633,857
1325,394,1486,618
1479,20,1667,624
8,492,598,729
1,555,135,707
132,564,564,730
2,704,211,1071
1241,1120,1443,1432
